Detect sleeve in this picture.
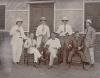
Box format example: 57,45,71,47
56,39,61,49
36,26,40,37
47,26,50,38
68,26,73,35
24,40,29,48
56,26,61,34
21,27,26,39
45,39,50,46
91,28,96,43
10,26,16,36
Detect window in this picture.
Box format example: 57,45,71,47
0,5,5,30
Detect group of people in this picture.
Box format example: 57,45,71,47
10,16,96,69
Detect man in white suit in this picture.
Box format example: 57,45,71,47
36,17,50,48
45,32,61,69
10,18,26,64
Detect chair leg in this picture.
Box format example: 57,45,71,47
27,54,30,65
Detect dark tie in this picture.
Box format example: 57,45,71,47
64,24,66,32
31,39,33,47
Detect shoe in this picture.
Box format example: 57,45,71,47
16,62,20,64
33,62,38,68
41,58,46,62
84,62,90,65
90,64,94,68
48,66,53,69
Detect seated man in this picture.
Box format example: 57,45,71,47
45,32,61,69
67,31,86,68
24,33,43,68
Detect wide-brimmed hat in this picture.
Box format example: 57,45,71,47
61,17,69,21
86,19,92,24
16,18,23,23
40,17,47,21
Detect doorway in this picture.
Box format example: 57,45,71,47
29,3,54,34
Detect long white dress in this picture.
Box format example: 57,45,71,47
10,25,26,63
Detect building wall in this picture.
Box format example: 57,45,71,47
0,0,85,32
55,0,84,32
5,0,29,32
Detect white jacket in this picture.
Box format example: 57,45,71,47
46,38,61,50
57,24,73,36
36,24,50,38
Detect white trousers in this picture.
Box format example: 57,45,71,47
89,48,95,64
28,47,41,63
11,38,23,63
37,36,42,48
49,48,58,66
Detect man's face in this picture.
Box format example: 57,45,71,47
17,21,23,27
62,20,68,25
30,33,34,39
41,20,46,24
86,21,90,28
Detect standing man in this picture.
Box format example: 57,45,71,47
85,19,96,67
56,17,73,64
10,18,26,64
36,17,50,48
45,32,61,69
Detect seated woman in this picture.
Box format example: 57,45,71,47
24,33,43,68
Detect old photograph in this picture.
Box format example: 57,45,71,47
0,0,100,78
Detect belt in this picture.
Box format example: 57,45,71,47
19,37,22,38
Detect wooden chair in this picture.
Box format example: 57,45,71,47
67,39,86,70
23,48,34,65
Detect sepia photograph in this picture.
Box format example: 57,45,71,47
0,0,100,78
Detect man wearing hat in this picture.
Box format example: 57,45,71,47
84,19,96,67
56,17,73,64
10,18,26,64
36,17,50,48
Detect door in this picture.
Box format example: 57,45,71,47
29,3,54,35
85,2,100,32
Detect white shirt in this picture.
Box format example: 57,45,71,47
45,38,61,49
36,24,50,38
57,24,73,36
10,25,26,39
24,38,37,48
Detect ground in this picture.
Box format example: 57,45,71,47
0,34,100,78
0,63,100,78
